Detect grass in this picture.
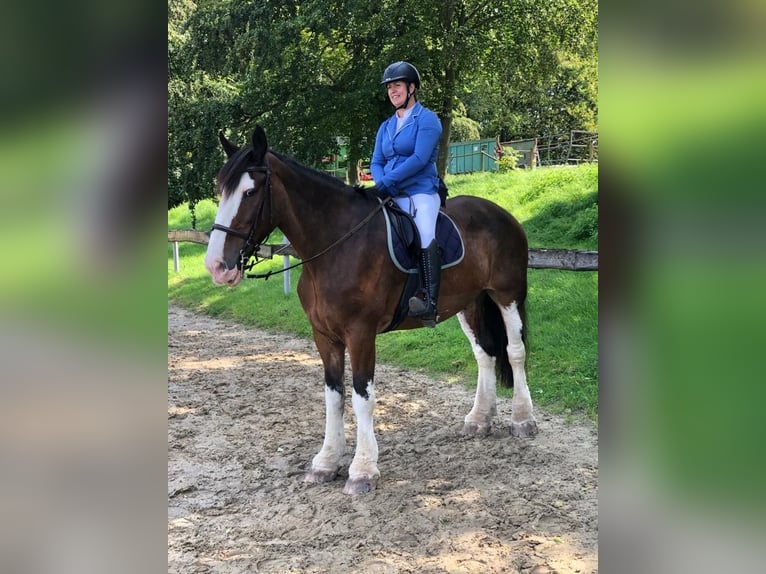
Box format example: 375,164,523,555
442,164,598,249
168,164,598,421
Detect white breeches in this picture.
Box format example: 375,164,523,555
394,192,440,247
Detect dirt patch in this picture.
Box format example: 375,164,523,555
168,305,598,573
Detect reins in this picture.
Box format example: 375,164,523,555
211,159,386,281
245,199,385,280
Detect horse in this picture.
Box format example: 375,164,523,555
204,125,538,495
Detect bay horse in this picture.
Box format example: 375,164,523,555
204,125,537,495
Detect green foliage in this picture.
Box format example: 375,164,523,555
168,0,598,211
461,2,598,139
169,164,598,419
497,146,522,173
450,116,481,143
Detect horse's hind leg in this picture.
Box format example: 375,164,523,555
501,301,538,437
304,332,347,484
457,308,498,437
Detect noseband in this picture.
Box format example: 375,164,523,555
210,166,272,272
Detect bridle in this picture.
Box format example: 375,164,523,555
210,165,272,273
210,164,386,280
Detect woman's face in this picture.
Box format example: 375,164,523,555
387,81,411,108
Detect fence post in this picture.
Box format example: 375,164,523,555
283,240,291,295
173,241,180,272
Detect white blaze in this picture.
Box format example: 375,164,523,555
204,172,254,269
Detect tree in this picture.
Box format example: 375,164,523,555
450,101,481,141
168,0,598,212
460,0,598,139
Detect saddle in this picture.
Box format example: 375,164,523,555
380,199,464,332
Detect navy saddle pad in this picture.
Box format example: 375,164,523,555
382,206,464,273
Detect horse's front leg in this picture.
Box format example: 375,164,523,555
342,331,380,495
304,332,347,484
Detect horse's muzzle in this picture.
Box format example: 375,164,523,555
205,258,243,286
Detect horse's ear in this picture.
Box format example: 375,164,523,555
251,124,268,164
218,131,240,158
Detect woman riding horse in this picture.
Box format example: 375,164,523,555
371,61,442,325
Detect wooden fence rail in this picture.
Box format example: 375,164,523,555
168,229,598,273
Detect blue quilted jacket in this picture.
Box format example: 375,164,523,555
370,102,442,197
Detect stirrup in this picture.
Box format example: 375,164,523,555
408,295,437,327
408,294,429,315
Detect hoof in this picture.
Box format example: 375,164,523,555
460,421,491,437
342,476,378,495
304,468,339,484
510,419,538,438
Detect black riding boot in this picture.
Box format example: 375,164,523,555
408,240,441,327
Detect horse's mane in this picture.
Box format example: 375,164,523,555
217,145,353,198
216,145,376,207
270,150,351,192
270,151,380,203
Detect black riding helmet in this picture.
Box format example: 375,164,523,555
380,61,421,89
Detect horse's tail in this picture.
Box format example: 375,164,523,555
474,291,527,389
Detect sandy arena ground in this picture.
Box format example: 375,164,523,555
168,305,598,573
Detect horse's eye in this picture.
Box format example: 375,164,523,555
244,188,255,198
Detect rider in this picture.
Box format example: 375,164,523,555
370,61,443,326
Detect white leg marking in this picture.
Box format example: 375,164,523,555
310,386,346,473
348,382,379,481
457,312,497,433
501,302,536,426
